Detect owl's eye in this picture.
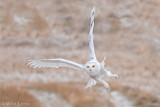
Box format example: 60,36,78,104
92,65,95,68
87,66,89,68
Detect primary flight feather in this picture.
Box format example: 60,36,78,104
27,7,118,91
28,58,84,70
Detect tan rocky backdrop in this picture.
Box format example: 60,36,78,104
0,0,160,107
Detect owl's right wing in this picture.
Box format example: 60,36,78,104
27,58,84,70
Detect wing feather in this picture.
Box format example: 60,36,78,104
27,58,84,70
89,7,97,61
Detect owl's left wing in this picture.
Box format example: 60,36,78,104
27,58,84,70
89,7,97,61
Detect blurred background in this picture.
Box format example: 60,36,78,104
0,0,160,107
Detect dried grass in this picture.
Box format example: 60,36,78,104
0,86,42,107
110,81,160,107
28,82,114,107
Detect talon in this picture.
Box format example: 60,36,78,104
111,74,118,79
105,86,110,91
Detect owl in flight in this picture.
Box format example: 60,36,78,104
27,7,118,91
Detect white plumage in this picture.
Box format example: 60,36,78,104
28,59,83,70
27,7,118,91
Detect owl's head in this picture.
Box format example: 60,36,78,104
85,61,101,76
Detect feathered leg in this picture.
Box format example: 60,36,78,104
85,78,97,89
105,70,118,79
96,78,110,91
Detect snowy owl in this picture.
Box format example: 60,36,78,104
27,7,118,91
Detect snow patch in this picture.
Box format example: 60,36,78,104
110,91,133,107
28,89,72,107
0,70,85,83
13,15,31,25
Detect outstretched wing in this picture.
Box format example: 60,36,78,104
89,7,97,61
27,58,84,70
